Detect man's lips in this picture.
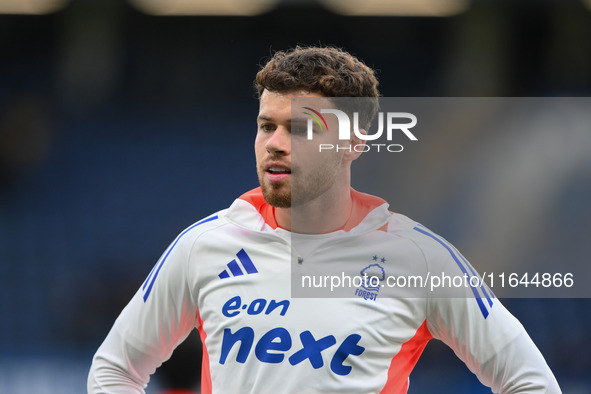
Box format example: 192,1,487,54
264,162,291,182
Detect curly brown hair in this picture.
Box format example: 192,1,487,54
255,46,380,129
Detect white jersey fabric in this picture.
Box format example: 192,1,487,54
88,188,560,394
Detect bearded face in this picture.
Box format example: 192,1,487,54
255,91,346,209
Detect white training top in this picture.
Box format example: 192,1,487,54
88,187,561,394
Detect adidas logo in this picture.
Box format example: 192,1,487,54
218,249,258,279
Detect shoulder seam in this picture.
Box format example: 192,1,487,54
383,218,431,313
142,213,225,302
186,216,234,303
412,225,494,319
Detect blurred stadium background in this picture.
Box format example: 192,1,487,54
1,0,591,392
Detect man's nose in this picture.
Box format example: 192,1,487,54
266,127,291,155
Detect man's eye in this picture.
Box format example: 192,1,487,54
260,124,276,132
291,124,308,136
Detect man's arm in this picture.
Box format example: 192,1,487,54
88,230,199,393
412,225,560,393
427,296,560,393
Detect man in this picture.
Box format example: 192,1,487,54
88,46,560,393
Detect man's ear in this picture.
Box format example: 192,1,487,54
343,128,366,162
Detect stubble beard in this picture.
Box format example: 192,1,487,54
261,181,292,208
257,163,339,209
257,165,292,208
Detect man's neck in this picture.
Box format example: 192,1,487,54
274,186,353,234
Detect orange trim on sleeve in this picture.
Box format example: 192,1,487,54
197,314,212,394
380,320,432,393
